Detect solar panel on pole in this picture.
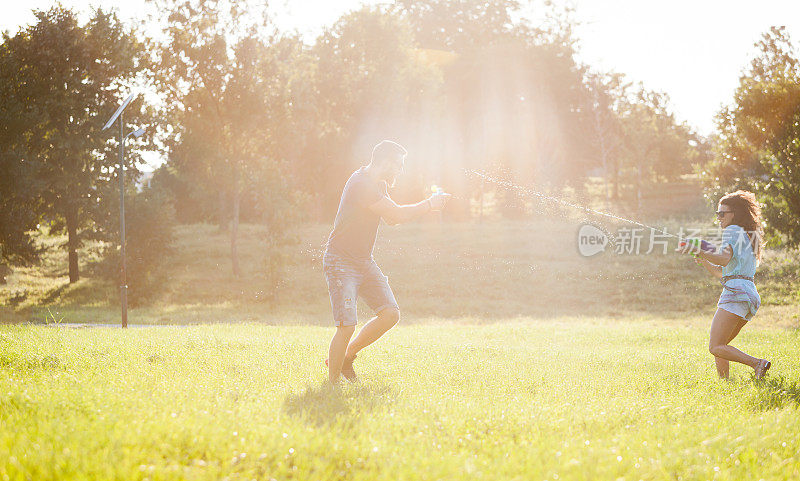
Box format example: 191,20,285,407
102,92,138,328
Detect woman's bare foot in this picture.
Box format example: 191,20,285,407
755,359,772,380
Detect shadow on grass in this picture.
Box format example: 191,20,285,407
0,353,63,372
39,283,69,306
283,381,395,427
747,376,800,411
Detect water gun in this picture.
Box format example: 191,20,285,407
679,238,717,258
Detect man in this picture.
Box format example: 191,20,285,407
324,140,450,384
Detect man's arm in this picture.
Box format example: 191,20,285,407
368,192,450,226
368,196,432,226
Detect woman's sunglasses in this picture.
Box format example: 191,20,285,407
715,210,733,218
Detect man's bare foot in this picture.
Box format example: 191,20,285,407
324,355,358,383
341,355,358,383
755,359,772,380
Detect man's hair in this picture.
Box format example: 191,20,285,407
370,140,407,165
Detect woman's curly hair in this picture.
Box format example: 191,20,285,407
719,190,764,262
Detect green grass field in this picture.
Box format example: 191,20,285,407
2,220,800,479
1,321,799,480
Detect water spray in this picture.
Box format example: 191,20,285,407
466,169,684,241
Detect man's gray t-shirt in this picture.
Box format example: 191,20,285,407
326,167,388,260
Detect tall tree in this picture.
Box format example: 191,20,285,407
395,1,595,215
303,6,439,214
618,87,694,210
149,0,299,275
395,0,520,52
707,27,800,245
0,7,145,283
585,72,629,201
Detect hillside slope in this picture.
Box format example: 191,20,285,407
2,220,799,324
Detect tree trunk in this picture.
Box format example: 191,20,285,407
593,102,612,209
601,150,610,210
217,188,228,233
636,158,643,213
66,206,79,283
478,177,485,223
230,165,241,277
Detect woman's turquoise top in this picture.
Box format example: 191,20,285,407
720,224,757,278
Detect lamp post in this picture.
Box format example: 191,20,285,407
102,93,144,328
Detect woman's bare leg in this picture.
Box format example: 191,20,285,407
713,318,746,378
709,308,759,378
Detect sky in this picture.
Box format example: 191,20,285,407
3,0,799,167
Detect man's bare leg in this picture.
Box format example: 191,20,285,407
345,308,400,360
329,325,355,384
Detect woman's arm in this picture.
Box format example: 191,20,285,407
675,240,729,279
697,245,733,267
696,257,723,279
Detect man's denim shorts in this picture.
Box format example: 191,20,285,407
322,252,399,327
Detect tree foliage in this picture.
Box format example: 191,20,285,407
705,27,800,245
301,7,439,212
0,0,720,298
148,0,303,275
144,0,702,224
0,7,146,282
395,0,521,52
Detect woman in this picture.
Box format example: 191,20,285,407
677,190,771,379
